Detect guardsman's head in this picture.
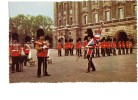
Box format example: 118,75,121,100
12,32,18,43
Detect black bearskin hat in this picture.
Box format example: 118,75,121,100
84,36,88,41
37,28,44,39
87,28,93,38
12,32,18,41
25,36,31,42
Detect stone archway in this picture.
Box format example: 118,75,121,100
115,30,128,42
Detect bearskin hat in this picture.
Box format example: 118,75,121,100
12,32,18,41
84,36,88,41
25,36,31,42
87,28,93,38
37,28,44,39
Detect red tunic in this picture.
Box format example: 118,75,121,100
9,43,21,57
112,42,116,48
118,42,122,48
122,41,125,48
84,41,88,48
57,42,62,50
24,44,30,54
76,42,81,49
35,40,48,57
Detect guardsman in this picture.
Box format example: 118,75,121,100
9,32,21,73
129,41,133,54
70,39,74,55
107,41,111,56
100,37,106,57
84,36,88,59
35,29,50,78
122,41,125,54
118,41,122,55
57,39,62,56
24,36,31,66
86,28,96,73
126,40,129,54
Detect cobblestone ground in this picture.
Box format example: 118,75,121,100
9,48,137,83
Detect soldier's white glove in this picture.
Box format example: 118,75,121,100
42,45,48,49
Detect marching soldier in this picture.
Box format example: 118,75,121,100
100,37,106,57
35,28,50,78
118,41,122,55
24,36,31,66
86,28,96,73
57,39,62,56
9,32,21,73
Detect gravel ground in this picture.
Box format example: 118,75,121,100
9,48,137,83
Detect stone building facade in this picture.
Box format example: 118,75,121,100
53,1,137,48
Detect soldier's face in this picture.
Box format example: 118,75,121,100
39,36,44,40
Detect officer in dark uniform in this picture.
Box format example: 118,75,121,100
35,29,50,78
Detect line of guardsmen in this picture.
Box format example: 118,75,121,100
9,33,31,73
57,37,134,58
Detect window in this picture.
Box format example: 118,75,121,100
70,17,73,25
94,13,98,23
93,1,98,4
83,1,87,7
64,3,67,10
69,2,72,9
119,8,124,19
134,5,137,16
105,11,110,21
58,4,61,11
84,15,87,24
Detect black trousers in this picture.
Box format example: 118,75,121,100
37,57,48,77
96,48,100,57
11,56,19,72
87,55,96,72
24,54,28,66
58,49,62,56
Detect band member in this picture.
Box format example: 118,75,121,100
84,36,88,59
24,36,31,66
118,41,122,55
129,41,133,54
35,28,50,78
57,39,62,56
9,32,21,73
122,41,125,54
86,28,96,73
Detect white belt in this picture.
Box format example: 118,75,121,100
12,50,19,51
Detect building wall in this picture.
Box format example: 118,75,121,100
53,1,137,48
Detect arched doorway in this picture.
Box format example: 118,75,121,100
115,30,129,42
